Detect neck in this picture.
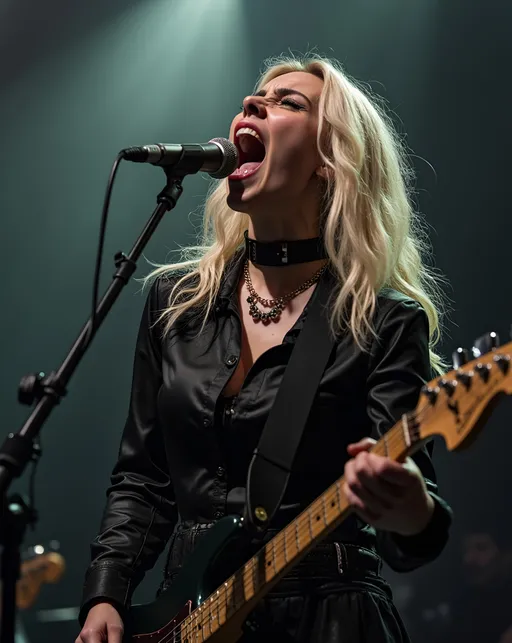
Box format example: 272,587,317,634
247,200,320,241
245,220,326,299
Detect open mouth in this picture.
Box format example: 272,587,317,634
229,127,266,180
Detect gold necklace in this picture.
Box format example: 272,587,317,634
243,261,327,322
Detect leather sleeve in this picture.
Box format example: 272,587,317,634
79,280,178,624
366,296,452,572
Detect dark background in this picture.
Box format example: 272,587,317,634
1,0,511,640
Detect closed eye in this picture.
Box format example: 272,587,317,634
281,98,305,110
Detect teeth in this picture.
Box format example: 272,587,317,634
236,127,262,143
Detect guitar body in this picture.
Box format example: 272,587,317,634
127,516,249,643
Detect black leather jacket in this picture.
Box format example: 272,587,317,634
80,254,451,624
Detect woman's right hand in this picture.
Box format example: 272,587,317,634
75,602,124,643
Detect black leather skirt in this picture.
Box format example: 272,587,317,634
160,523,410,643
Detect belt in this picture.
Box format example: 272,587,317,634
163,523,382,587
292,541,382,578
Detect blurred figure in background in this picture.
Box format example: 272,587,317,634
396,513,512,643
447,525,512,642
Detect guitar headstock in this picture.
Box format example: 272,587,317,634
417,332,512,451
17,545,66,610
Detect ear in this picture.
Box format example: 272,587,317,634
315,164,331,181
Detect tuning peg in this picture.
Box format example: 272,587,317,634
439,378,457,397
421,384,439,405
472,332,500,358
452,347,470,369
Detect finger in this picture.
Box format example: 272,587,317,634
77,628,103,643
107,623,124,643
371,456,415,487
347,437,376,456
344,483,382,522
356,458,406,505
367,454,411,491
345,454,393,512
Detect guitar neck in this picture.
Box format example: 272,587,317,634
181,414,420,637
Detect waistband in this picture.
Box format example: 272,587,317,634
163,522,384,593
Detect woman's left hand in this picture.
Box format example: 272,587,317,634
343,437,435,536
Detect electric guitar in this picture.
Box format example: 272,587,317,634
17,546,66,610
125,333,512,642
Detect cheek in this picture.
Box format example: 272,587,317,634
270,125,320,172
265,143,318,190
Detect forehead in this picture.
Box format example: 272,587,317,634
260,70,323,100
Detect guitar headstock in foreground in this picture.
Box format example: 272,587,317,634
416,332,512,451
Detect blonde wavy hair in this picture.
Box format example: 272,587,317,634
146,54,446,374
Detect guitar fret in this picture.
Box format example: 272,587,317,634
283,527,288,564
202,605,207,640
234,576,242,614
197,605,205,642
191,606,202,643
336,479,342,511
321,494,328,526
210,595,217,634
243,562,253,601
251,556,258,595
383,432,389,457
295,520,300,550
308,508,314,540
224,581,230,621
272,538,277,576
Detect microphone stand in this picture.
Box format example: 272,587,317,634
0,168,186,643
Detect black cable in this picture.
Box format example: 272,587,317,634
83,152,124,349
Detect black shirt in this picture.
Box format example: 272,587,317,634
80,253,451,622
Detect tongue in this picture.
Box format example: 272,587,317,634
240,162,261,172
230,162,262,177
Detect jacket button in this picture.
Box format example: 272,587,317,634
225,355,237,367
216,466,225,478
203,418,211,427
214,511,223,519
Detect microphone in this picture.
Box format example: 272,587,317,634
121,137,238,179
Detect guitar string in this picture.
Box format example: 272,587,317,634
153,404,438,643
156,387,474,643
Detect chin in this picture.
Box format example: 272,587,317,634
226,184,260,214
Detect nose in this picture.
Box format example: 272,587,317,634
242,94,267,118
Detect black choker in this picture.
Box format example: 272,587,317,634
244,231,327,266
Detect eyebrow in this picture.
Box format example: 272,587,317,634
254,87,313,106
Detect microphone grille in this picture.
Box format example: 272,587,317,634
208,137,238,179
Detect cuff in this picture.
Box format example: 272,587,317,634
79,562,134,627
392,492,452,558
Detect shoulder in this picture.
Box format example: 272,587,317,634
142,272,195,339
369,288,431,378
148,271,198,311
374,287,428,333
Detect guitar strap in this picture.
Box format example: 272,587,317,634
244,270,335,535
